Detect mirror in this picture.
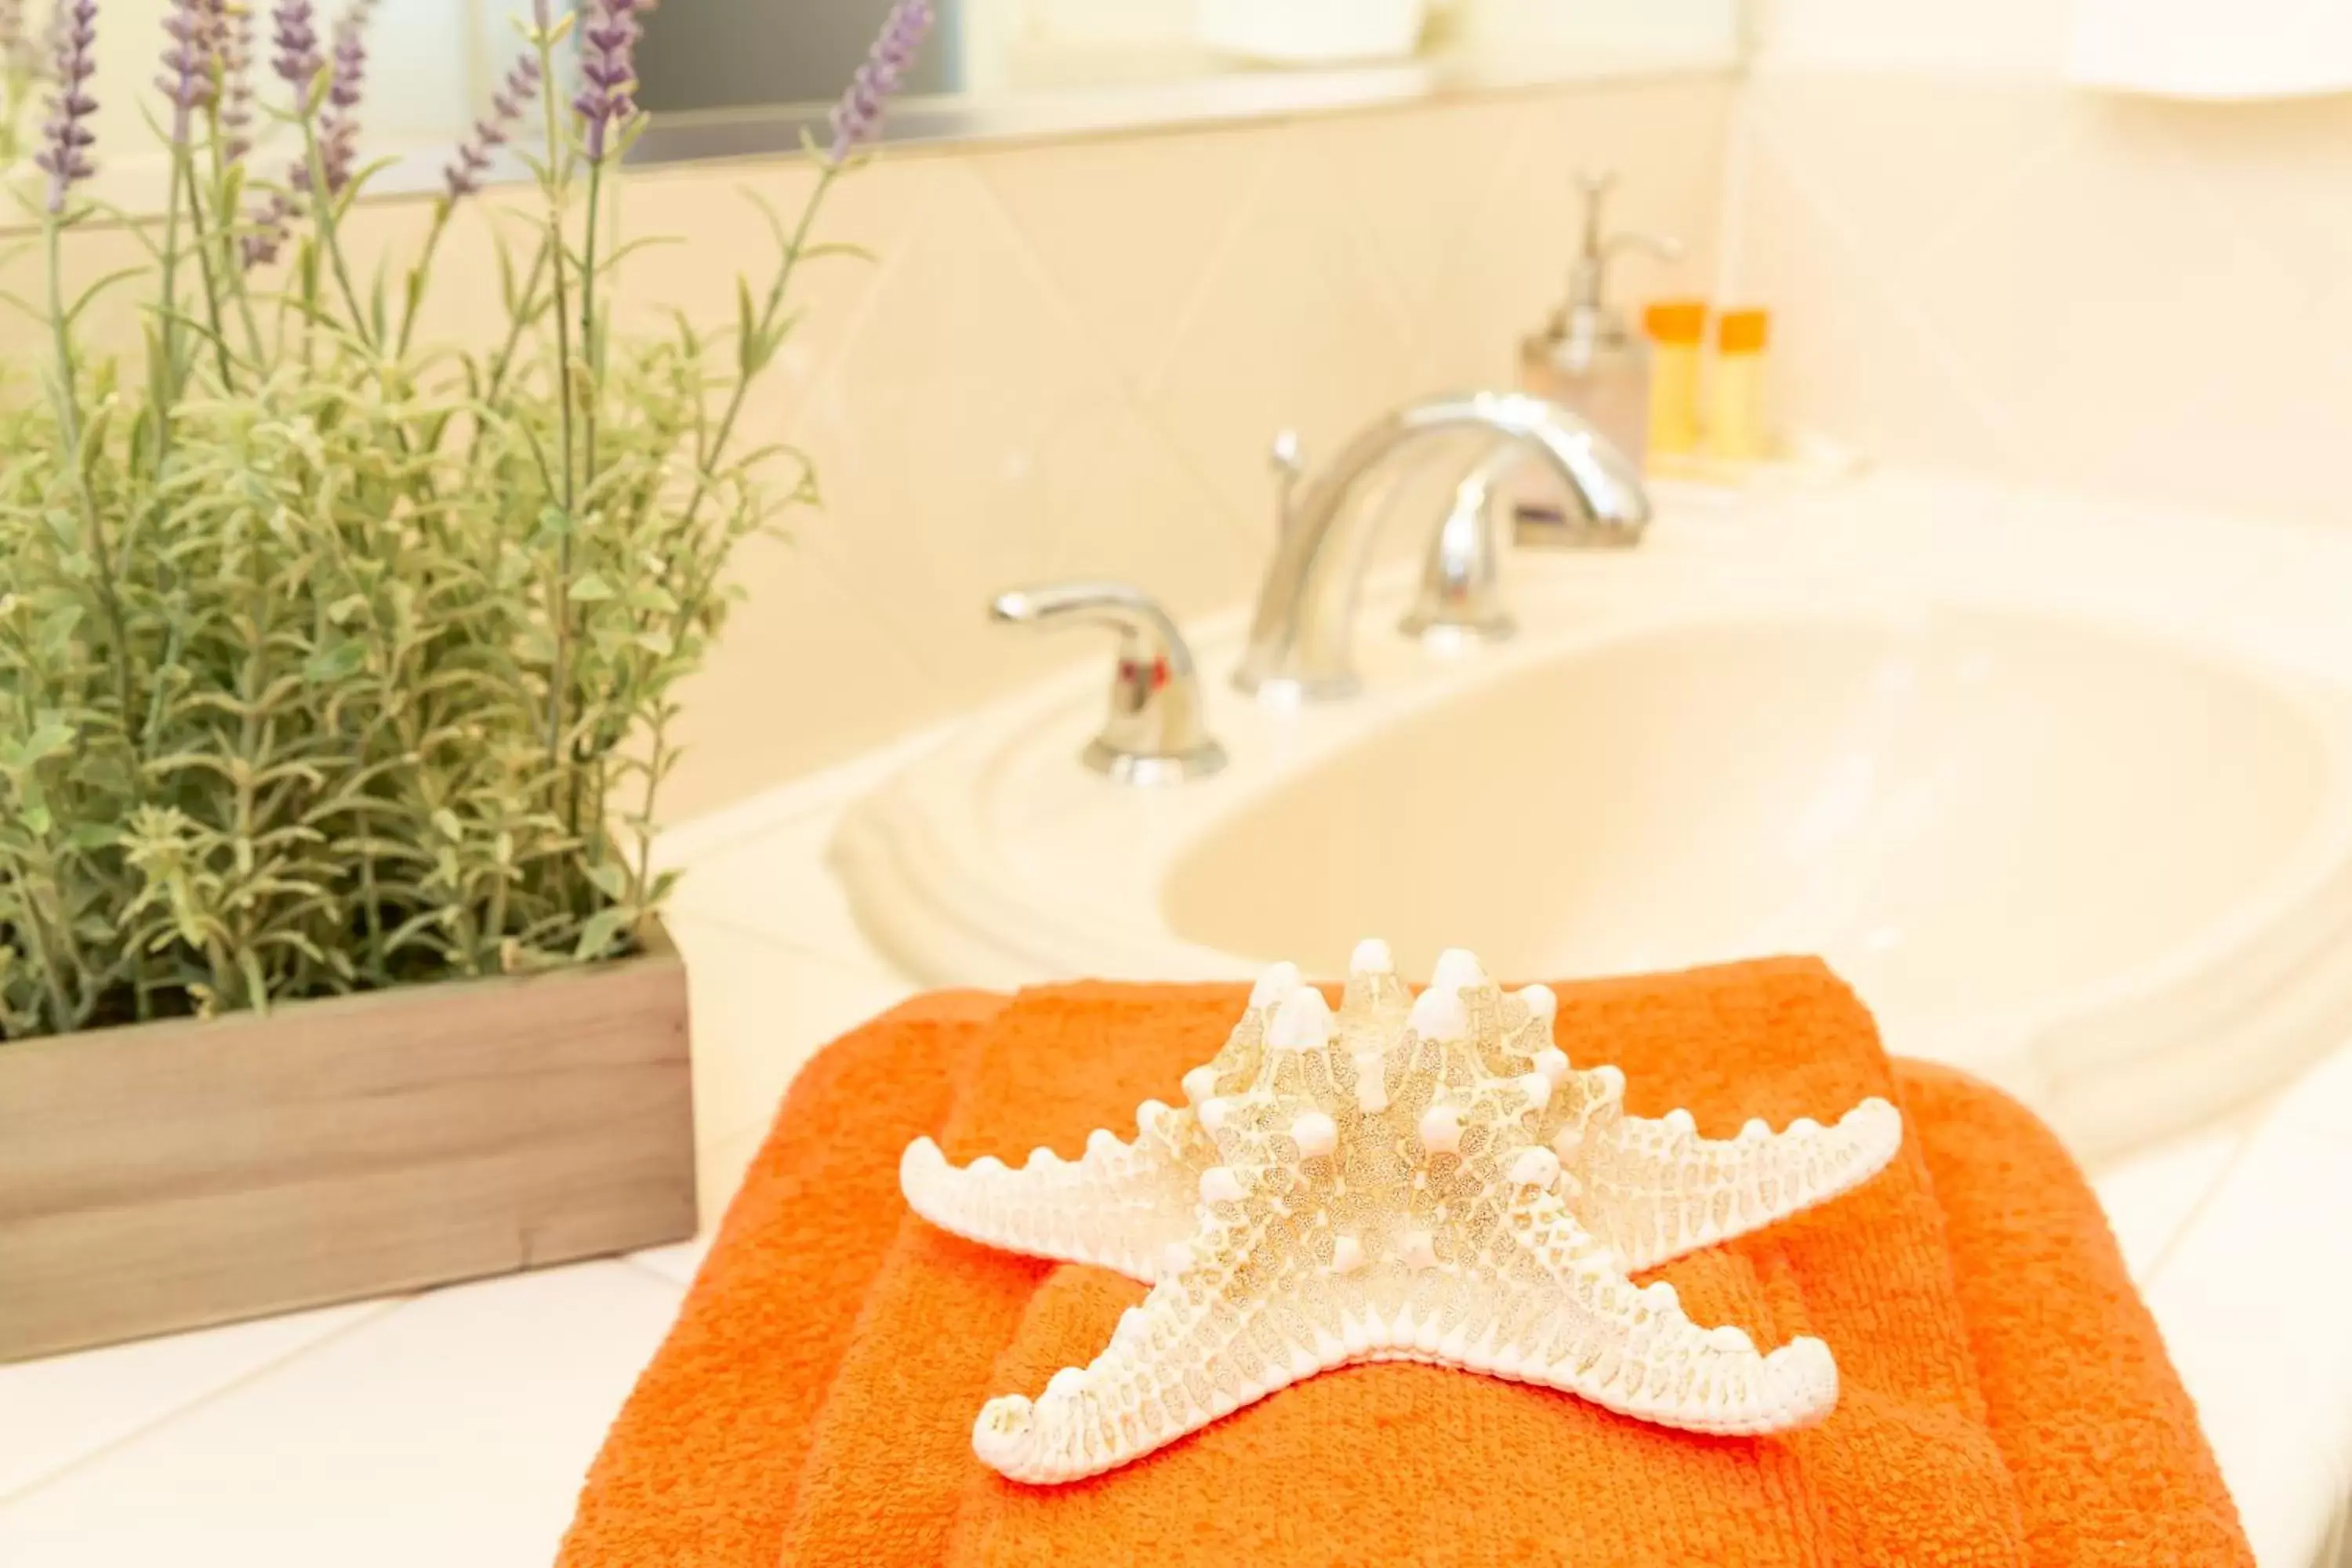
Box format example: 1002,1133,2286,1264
2,0,1742,218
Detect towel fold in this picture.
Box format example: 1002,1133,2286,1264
558,959,2250,1566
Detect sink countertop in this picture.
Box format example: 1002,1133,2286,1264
7,467,2352,1566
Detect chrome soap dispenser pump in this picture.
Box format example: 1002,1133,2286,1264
1520,172,1682,468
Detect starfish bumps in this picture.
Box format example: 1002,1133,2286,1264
899,943,1904,1484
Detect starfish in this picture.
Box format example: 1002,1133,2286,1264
900,942,1904,1484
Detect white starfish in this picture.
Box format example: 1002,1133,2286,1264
900,941,1904,1484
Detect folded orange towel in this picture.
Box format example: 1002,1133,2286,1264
559,960,2250,1567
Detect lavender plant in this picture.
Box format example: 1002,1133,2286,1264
0,0,935,1037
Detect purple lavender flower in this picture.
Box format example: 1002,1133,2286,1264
443,47,536,201
268,0,318,110
33,0,97,215
571,0,638,165
157,0,217,144
217,0,255,159
827,0,932,165
241,187,289,266
286,0,367,197
311,0,366,188
322,0,361,107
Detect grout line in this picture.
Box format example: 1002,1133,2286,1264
616,1253,699,1295
961,132,1275,567
654,721,953,867
2139,1130,2263,1287
1894,85,2086,276
1131,136,1282,404
1740,104,2032,463
1400,99,1538,389
665,893,916,985
0,1296,412,1507
1711,74,1757,304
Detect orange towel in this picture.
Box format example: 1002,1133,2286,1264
559,960,2250,1567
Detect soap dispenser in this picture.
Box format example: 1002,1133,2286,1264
1519,172,1682,467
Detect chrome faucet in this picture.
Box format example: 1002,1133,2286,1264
1232,391,1650,701
1396,445,1527,644
989,581,1227,784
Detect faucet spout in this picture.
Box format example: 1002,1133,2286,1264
1232,391,1650,700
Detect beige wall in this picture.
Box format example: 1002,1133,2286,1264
1730,5,2352,528
634,78,1733,817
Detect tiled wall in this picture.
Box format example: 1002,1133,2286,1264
1728,5,2352,528
625,78,1732,816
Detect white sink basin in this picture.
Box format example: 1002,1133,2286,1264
835,511,2352,1161
1169,610,2325,1032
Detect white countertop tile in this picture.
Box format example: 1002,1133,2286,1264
2090,1126,2248,1282
0,1262,682,1568
2142,1123,2352,1568
2276,1039,2352,1145
0,1298,397,1503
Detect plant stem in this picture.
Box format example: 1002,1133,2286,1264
580,159,603,527
632,710,667,906
11,865,82,1035
572,157,608,862
154,136,191,465
483,240,551,403
212,125,270,368
676,160,841,530
300,115,372,347
189,112,241,386
536,36,579,831
183,154,237,388
393,199,454,359
43,215,138,724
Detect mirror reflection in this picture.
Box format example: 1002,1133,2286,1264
0,0,1739,216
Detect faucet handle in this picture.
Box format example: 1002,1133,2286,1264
1269,429,1308,537
989,580,1228,785
1568,170,1684,314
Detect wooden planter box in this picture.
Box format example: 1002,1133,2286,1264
0,924,696,1363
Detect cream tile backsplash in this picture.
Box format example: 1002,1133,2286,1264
657,80,1730,817
1726,73,2352,529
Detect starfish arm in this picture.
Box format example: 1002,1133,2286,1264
900,1102,1210,1285
971,1147,1332,1484
1468,1185,1840,1435
1580,1095,1904,1274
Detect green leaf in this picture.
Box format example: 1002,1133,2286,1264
569,572,616,601
303,640,367,682
18,718,77,765
431,808,464,841
572,906,631,963
36,604,84,653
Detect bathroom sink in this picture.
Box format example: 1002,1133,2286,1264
834,523,2352,1161
1166,611,2325,1033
